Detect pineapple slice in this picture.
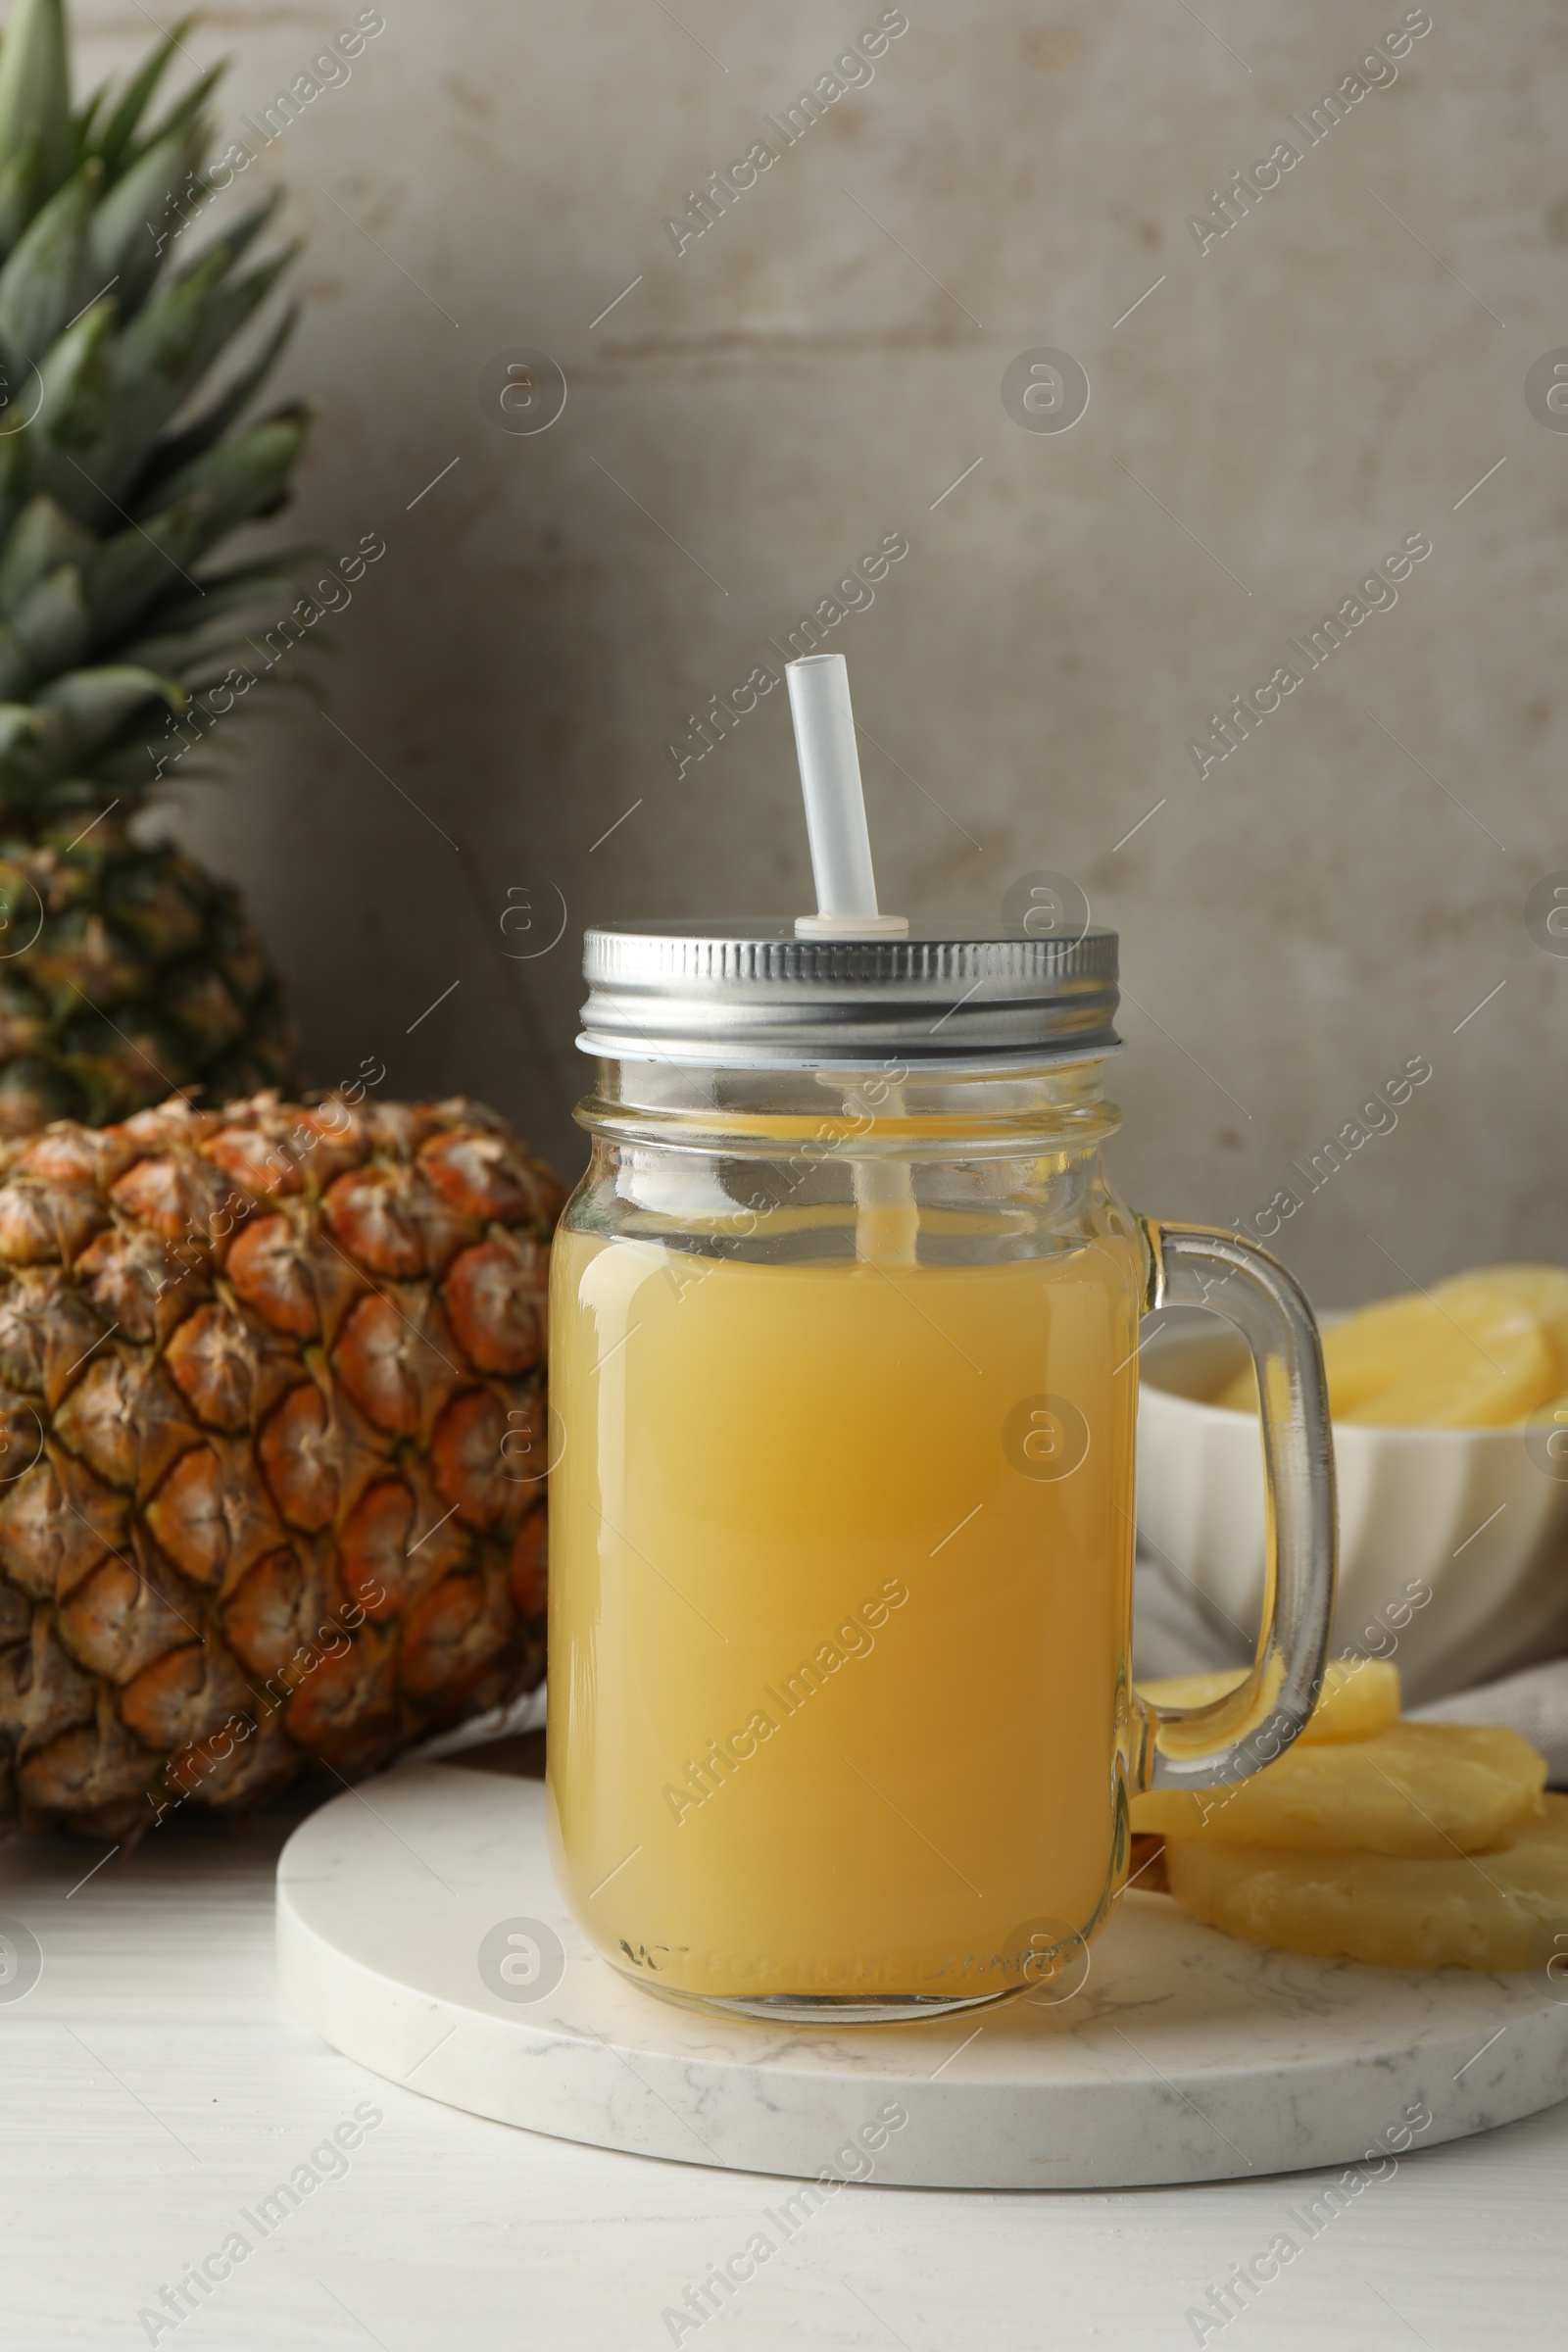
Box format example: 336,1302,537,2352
1321,1293,1462,1417
1138,1658,1400,1746
1337,1318,1555,1426
1433,1265,1568,1387
1212,1267,1564,1427
1166,1791,1568,1971
1213,1294,1441,1415
1131,1721,1545,1855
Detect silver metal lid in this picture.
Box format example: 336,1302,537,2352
577,923,1120,1068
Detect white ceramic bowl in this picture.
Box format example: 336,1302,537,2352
1136,1317,1568,1706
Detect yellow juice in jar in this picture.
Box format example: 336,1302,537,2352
547,1224,1141,2003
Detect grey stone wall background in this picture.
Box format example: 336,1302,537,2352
79,0,1566,1305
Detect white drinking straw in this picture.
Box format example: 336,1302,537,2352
786,655,907,939
786,654,917,1262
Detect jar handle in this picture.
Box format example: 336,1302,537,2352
1135,1218,1338,1791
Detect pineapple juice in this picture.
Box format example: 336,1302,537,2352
547,1223,1141,2002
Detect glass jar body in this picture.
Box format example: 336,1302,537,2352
546,1055,1152,2020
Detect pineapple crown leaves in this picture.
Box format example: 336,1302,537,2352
0,0,309,820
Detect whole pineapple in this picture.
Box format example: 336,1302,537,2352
0,0,307,1136
0,1091,561,1837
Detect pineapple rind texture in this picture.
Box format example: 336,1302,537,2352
0,828,296,1133
0,1091,564,1837
0,0,312,1125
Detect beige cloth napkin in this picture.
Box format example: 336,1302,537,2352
1411,1662,1568,1787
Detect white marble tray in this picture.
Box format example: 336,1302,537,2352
276,1763,1568,2190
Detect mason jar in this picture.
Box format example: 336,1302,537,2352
546,922,1335,2022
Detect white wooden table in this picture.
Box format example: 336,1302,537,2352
8,1742,1568,2352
